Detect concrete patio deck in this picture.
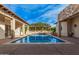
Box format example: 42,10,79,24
0,37,79,55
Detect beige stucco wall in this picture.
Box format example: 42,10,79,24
56,23,59,35
0,10,27,39
72,16,79,38
15,27,21,37
61,21,68,36
0,21,5,39
0,14,5,39
0,13,14,39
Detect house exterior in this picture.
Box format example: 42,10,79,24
56,4,79,38
0,5,28,39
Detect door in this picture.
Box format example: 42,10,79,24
5,25,11,38
61,21,68,36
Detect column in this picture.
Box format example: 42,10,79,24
22,23,25,36
27,25,29,34
58,21,61,37
11,19,15,38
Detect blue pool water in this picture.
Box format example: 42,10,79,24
12,34,64,43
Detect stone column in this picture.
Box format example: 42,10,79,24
58,21,61,37
26,25,29,34
22,23,25,36
11,19,15,38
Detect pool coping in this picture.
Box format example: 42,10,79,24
4,34,73,45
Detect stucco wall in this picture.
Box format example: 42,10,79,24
15,27,21,37
56,23,59,35
72,17,79,38
61,21,68,36
0,21,5,39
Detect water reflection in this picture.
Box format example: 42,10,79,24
12,34,64,43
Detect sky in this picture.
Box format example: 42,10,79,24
4,4,68,26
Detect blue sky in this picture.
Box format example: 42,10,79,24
4,4,68,26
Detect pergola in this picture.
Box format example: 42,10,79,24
29,24,51,31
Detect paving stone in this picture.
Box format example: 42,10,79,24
10,44,61,55
0,37,79,55
54,44,79,55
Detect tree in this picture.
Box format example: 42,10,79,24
29,22,51,31
51,27,56,34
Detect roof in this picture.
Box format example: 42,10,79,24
0,4,28,24
58,4,79,21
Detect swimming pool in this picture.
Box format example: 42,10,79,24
11,34,64,44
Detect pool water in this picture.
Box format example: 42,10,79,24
11,34,64,43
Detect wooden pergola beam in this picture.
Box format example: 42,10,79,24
0,4,28,24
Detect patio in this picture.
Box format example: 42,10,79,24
0,37,79,55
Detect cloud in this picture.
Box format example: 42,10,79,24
4,4,68,26
28,4,68,25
